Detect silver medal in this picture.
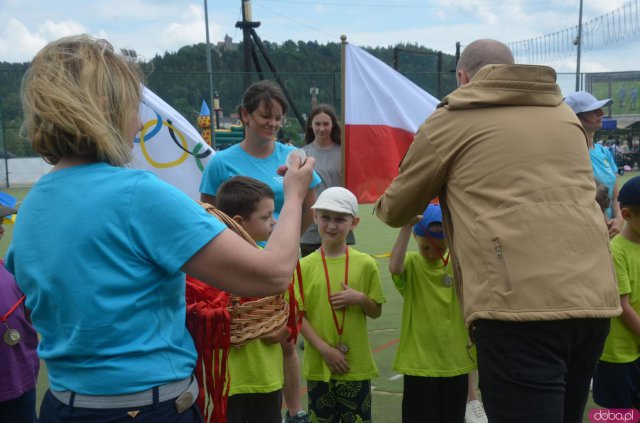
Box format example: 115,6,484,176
285,148,307,168
3,328,21,346
335,342,349,354
441,274,454,287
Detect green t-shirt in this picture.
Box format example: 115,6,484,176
601,235,640,363
227,335,284,396
391,252,475,377
297,248,386,382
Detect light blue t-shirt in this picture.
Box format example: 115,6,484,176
199,142,321,220
5,163,226,395
590,143,618,218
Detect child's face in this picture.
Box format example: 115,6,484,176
622,207,640,237
240,197,276,242
414,223,447,261
311,112,333,143
314,209,359,247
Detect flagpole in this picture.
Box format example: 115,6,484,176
204,0,216,149
340,34,347,188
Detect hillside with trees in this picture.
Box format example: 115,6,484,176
0,40,456,156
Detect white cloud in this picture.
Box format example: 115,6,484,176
162,4,206,47
0,19,48,62
39,20,87,40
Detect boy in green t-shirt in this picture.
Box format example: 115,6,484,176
297,187,386,423
593,176,640,409
389,203,476,423
216,176,309,423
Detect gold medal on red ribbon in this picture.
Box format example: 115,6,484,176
321,246,350,357
2,295,26,347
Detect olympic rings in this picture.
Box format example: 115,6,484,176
134,111,163,144
138,118,189,169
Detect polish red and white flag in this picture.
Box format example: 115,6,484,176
344,44,440,203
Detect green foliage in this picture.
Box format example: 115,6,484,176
0,41,454,155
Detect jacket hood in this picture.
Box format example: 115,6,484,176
441,64,564,110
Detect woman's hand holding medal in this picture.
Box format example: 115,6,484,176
280,152,315,203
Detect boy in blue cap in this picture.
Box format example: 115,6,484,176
389,203,476,423
593,175,640,409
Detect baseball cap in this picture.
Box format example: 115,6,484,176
564,91,613,114
413,203,444,239
0,204,17,217
311,187,358,217
619,176,640,206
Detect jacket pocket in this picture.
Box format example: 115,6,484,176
475,202,613,310
492,238,512,292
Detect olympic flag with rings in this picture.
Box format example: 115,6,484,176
130,86,214,200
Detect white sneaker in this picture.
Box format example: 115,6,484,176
465,399,488,423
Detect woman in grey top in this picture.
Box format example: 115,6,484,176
300,104,355,256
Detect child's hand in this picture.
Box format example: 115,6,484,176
260,325,289,344
330,283,365,309
321,345,350,374
405,214,422,228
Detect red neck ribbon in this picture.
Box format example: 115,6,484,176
320,246,349,337
1,295,25,323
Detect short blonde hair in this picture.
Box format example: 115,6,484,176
21,34,143,166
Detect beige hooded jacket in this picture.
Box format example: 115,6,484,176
375,64,621,324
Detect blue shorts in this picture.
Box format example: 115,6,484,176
593,357,640,409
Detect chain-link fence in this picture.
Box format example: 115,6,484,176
0,69,615,160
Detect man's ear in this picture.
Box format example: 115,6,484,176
231,215,245,225
351,216,360,230
457,69,470,86
621,207,632,220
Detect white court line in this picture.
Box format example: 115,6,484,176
388,374,403,381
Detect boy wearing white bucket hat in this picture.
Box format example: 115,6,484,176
296,187,385,423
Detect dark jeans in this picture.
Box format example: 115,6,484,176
473,318,610,423
226,390,282,423
0,387,38,423
402,374,467,423
39,389,203,423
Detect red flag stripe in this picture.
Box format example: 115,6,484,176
345,124,415,204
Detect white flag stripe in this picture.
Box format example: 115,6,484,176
345,44,440,131
130,86,214,200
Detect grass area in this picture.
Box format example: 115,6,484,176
4,172,637,421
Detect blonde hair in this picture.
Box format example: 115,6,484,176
21,34,143,166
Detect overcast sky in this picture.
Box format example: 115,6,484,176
1,0,639,94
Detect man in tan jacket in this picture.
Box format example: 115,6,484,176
375,39,621,422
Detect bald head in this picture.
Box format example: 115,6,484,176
456,39,515,85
